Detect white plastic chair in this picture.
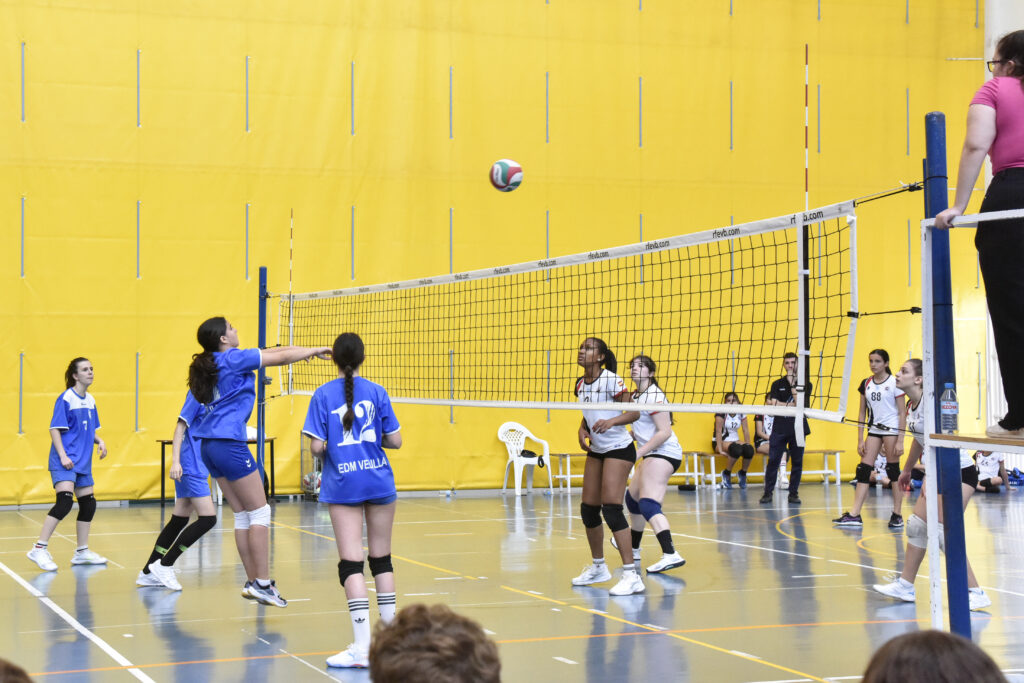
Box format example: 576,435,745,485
498,422,554,496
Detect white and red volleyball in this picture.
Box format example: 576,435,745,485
489,159,523,192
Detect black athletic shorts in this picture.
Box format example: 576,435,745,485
754,437,767,449
588,442,637,464
642,453,681,472
961,465,979,489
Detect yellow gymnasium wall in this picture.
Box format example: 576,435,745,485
1,1,988,504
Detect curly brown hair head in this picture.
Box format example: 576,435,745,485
368,603,500,683
0,658,34,682
862,630,1007,683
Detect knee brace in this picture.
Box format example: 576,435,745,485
194,515,218,535
740,443,754,459
727,442,744,459
48,491,75,521
248,504,271,528
601,503,628,533
369,554,394,576
233,510,251,530
907,515,943,552
885,462,901,483
856,462,874,485
580,502,602,529
337,559,365,585
624,490,640,515
76,494,97,523
637,497,663,522
906,514,927,549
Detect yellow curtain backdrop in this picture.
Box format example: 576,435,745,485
1,1,986,503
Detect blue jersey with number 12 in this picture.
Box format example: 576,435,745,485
302,376,400,505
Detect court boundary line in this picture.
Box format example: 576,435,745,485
0,560,156,683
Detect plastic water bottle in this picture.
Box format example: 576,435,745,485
940,383,959,435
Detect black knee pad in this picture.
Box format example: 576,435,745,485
601,503,628,533
337,559,365,585
885,462,901,483
368,554,394,576
741,443,754,459
856,462,874,484
580,502,602,528
624,490,640,515
76,494,97,522
48,491,74,521
727,442,744,459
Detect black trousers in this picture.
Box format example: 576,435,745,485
763,420,804,494
976,168,1024,429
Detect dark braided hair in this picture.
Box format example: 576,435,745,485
189,317,227,404
333,333,365,432
65,357,89,389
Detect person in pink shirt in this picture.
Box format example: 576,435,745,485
936,30,1024,439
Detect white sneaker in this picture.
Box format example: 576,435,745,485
609,570,645,596
969,588,992,611
986,423,1024,439
646,551,686,574
27,547,58,572
777,477,790,490
873,579,915,602
249,580,287,607
71,549,108,566
326,644,368,669
136,570,164,587
242,581,257,599
571,563,612,586
147,561,182,591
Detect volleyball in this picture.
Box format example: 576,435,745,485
489,159,523,192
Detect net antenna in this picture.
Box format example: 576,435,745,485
276,200,859,424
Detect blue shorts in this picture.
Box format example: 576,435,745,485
174,473,212,499
50,470,94,489
201,439,259,482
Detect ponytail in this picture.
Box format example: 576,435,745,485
587,337,617,373
188,317,227,404
332,332,366,433
343,367,355,432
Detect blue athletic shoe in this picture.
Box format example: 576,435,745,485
720,470,732,489
737,470,747,489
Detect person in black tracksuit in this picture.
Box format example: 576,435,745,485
761,353,812,504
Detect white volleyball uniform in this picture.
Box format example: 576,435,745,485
976,452,1004,480
714,413,743,444
576,369,633,454
859,374,905,436
632,386,683,461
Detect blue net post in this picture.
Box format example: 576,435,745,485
924,112,971,637
257,266,269,497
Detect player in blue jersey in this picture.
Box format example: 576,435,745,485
188,316,331,607
302,332,402,669
136,391,218,591
27,358,109,572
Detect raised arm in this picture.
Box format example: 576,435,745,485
261,345,332,368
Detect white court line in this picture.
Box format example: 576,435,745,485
675,532,895,574
792,574,847,578
731,649,761,659
0,560,156,682
552,657,577,665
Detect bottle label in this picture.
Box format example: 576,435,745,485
940,401,958,413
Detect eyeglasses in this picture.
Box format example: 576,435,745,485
987,59,1010,73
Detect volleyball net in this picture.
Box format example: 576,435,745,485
274,200,859,420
